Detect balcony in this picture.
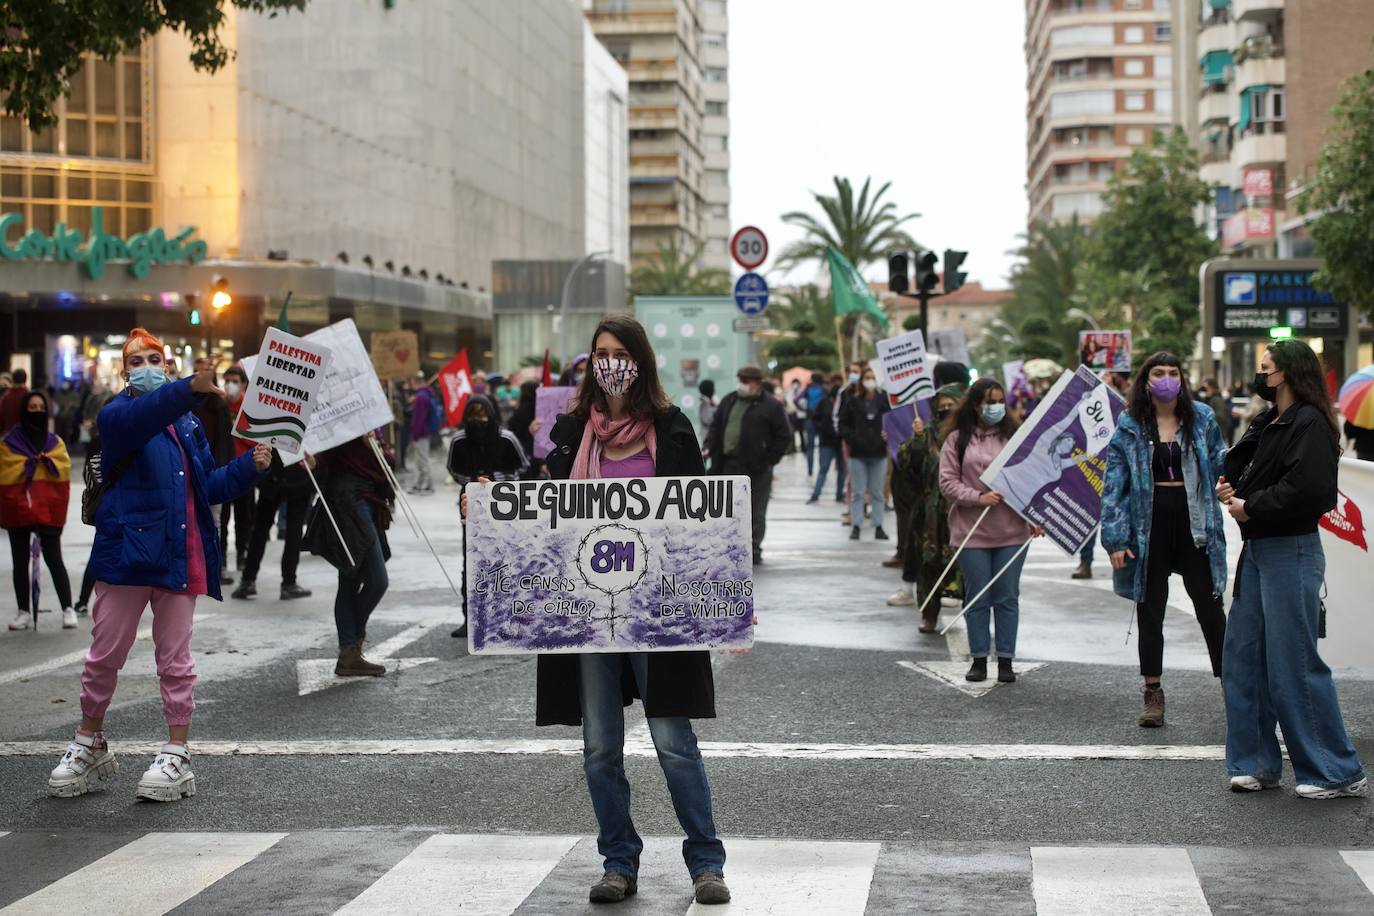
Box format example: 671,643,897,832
1234,54,1285,91
1198,21,1236,56
1232,129,1286,169
1049,0,1113,16
1198,90,1233,125
1201,159,1234,189
586,10,678,37
1233,0,1284,22
630,203,683,228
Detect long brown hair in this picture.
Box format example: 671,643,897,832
942,378,1019,464
1267,338,1341,446
571,314,672,421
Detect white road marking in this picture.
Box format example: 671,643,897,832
0,831,286,916
685,838,880,916
1341,851,1374,895
0,739,1230,761
335,834,577,915
0,614,219,686
296,623,441,696
1031,846,1210,916
898,659,1048,697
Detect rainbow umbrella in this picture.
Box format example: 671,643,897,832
1339,365,1374,430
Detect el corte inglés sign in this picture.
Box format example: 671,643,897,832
0,206,207,279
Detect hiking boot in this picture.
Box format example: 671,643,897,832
589,872,637,903
48,732,117,797
886,589,915,607
280,583,312,600
61,607,77,629
1138,684,1165,728
966,657,987,682
1071,560,1092,579
1297,776,1369,800
135,743,195,802
230,580,256,600
1230,775,1280,793
693,873,731,905
8,610,29,630
998,657,1017,683
849,526,861,541
874,527,889,541
335,643,386,677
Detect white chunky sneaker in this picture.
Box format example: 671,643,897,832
48,732,118,797
885,590,916,607
8,610,30,630
1296,776,1368,800
1230,775,1280,793
135,744,196,802
61,607,77,629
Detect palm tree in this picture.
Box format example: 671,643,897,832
768,284,834,333
630,238,731,297
1001,216,1096,365
776,176,920,274
765,284,839,370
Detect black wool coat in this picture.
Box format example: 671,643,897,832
535,406,717,727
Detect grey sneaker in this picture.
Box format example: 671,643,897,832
589,872,637,903
693,873,731,905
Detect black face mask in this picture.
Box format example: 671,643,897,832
463,419,490,437
935,408,952,423
1252,371,1279,403
21,410,46,431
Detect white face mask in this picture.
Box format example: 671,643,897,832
862,378,877,392
224,381,242,398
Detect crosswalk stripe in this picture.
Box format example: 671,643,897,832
684,838,880,916
336,834,578,915
0,831,286,916
1341,851,1374,895
1031,846,1210,916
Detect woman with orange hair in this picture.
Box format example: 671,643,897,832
47,328,271,803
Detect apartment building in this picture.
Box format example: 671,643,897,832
1173,0,1374,256
588,0,728,270
1025,0,1177,226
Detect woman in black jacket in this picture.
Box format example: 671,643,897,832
499,314,730,905
807,373,847,504
1218,339,1365,799
838,364,890,540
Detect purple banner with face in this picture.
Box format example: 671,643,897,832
980,366,1126,555
465,476,755,654
532,386,578,460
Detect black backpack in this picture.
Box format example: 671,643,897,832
80,443,133,526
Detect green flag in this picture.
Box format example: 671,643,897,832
826,247,889,332
276,291,292,333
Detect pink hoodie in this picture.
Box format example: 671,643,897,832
938,426,1032,549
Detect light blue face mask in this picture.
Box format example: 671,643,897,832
128,365,167,393
981,403,1006,424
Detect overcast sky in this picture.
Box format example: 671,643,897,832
728,0,1028,290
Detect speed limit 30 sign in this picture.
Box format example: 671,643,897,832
730,226,768,271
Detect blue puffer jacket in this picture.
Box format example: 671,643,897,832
89,378,263,599
1100,402,1229,603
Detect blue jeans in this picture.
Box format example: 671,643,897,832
802,419,817,475
811,445,843,500
333,498,389,648
1223,535,1364,789
579,653,726,879
958,544,1027,658
849,456,885,529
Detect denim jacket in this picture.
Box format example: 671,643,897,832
1100,402,1229,603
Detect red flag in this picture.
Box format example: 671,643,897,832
541,349,553,387
438,350,473,427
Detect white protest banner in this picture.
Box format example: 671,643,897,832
241,318,393,465
465,476,755,654
232,327,331,455
1319,457,1374,667
929,329,970,366
875,329,935,407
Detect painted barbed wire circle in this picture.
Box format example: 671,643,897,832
576,524,649,597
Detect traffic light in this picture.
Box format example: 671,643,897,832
188,307,201,326
887,253,909,294
210,275,231,310
943,249,968,293
915,251,939,294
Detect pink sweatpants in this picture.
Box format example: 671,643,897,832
79,582,198,726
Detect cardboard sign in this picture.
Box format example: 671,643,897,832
981,366,1126,555
465,476,755,654
1318,459,1374,666
370,330,420,381
1077,330,1132,372
233,328,331,455
875,329,935,407
533,386,578,460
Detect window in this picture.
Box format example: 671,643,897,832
703,34,725,49
1053,191,1104,219
704,67,726,83
1154,53,1172,76
1051,25,1113,48
1155,0,1172,11
705,100,726,117
607,0,630,12
1126,127,1147,144
1124,59,1146,77
1154,22,1172,41
1155,90,1172,115
707,134,727,152
1050,90,1114,117
1124,91,1147,111
1124,0,1142,7
706,171,728,187
1124,26,1145,43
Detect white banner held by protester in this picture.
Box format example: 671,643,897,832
232,327,331,455
1318,457,1374,668
241,319,393,465
875,329,935,407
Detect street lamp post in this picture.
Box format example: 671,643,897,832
560,250,612,369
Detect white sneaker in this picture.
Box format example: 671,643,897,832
48,732,118,797
1229,775,1280,793
886,590,916,607
940,596,961,608
135,743,196,802
8,610,30,630
1296,776,1368,799
61,607,77,629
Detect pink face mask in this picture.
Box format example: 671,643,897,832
593,357,638,397
1149,376,1181,403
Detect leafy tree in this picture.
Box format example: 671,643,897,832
1,1,308,130
767,320,837,372
902,314,921,332
776,176,920,274
1298,65,1374,321
765,285,838,370
998,216,1096,365
630,238,730,297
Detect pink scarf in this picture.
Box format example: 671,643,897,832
571,407,657,480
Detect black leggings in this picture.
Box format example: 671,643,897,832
1137,487,1225,678
8,526,73,612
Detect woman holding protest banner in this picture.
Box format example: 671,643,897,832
531,314,730,905
1101,352,1228,728
1217,339,1366,798
938,379,1038,683
47,328,270,802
